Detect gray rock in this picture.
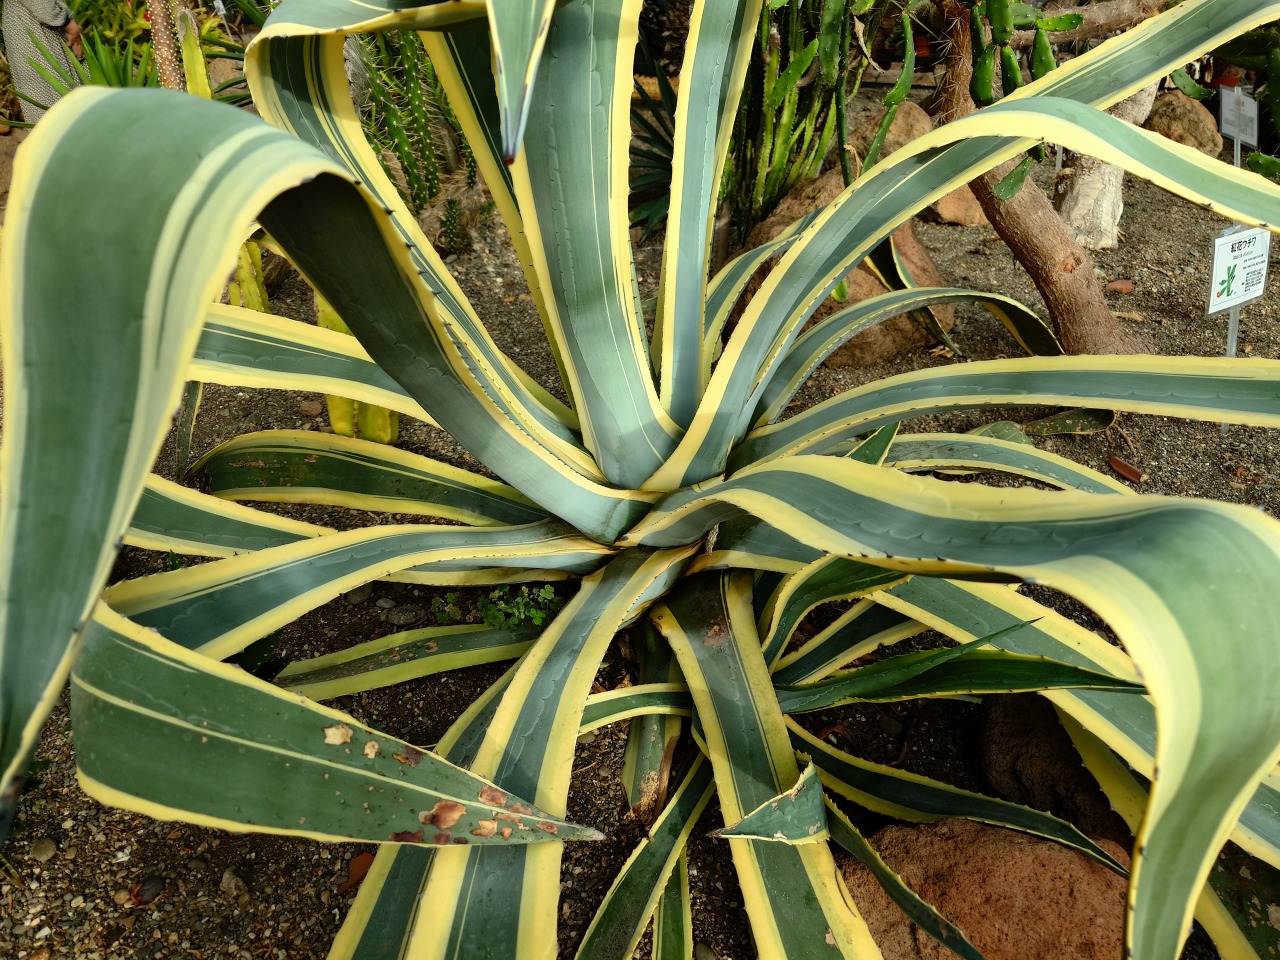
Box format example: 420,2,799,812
343,584,373,605
386,604,424,626
28,838,56,863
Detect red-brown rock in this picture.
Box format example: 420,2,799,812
841,818,1130,960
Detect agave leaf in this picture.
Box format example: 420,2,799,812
792,722,1122,870
875,577,1280,869
198,303,579,435
775,642,1142,712
581,683,693,734
732,355,1280,467
0,86,342,830
576,755,716,960
771,600,924,686
630,456,1280,958
422,24,560,369
73,604,598,846
407,548,695,959
507,0,681,487
653,852,695,960
130,475,324,557
193,431,551,526
249,25,621,503
105,521,614,659
758,555,908,665
654,572,884,958
754,287,1057,426
483,0,557,160
713,762,829,844
193,306,437,427
622,619,686,827
883,433,1131,495
654,0,763,425
275,622,541,701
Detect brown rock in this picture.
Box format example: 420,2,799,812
850,102,987,226
298,400,325,419
850,100,933,158
1105,278,1135,294
1145,90,1223,157
841,818,1130,960
981,694,1130,845
741,166,954,367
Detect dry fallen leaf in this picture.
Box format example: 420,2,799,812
337,852,375,895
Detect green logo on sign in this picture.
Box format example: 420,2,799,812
1218,264,1237,299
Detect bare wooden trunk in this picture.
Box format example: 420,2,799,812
1053,84,1158,251
935,0,1150,355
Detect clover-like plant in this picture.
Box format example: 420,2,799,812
4,2,1280,958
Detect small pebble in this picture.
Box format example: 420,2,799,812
186,858,208,872
1105,278,1135,294
220,869,250,904
344,584,373,605
386,604,424,626
113,889,131,906
131,874,167,905
62,846,77,861
298,400,324,419
375,598,396,609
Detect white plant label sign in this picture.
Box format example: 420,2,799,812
1219,86,1259,148
1208,226,1270,315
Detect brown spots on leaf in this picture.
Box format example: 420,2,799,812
704,618,729,649
424,641,438,653
322,723,353,745
393,746,423,767
535,821,558,836
363,741,380,759
507,802,533,816
424,800,466,830
389,827,424,843
500,827,513,840
471,820,498,838
452,837,469,845
433,832,452,846
479,785,508,806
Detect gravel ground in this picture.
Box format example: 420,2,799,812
3,137,1279,959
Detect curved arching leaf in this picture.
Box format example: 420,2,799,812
628,454,1280,959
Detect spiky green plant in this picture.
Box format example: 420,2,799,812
5,3,1280,959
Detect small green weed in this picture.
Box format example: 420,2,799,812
478,585,563,630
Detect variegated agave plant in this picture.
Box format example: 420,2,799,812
4,1,1280,958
